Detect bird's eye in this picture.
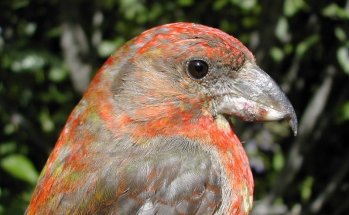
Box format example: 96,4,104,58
187,60,209,79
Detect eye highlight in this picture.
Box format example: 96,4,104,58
187,60,209,80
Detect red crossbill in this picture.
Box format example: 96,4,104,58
27,23,297,215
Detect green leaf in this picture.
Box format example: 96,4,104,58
24,22,37,36
338,101,349,122
98,38,125,58
213,0,228,10
337,46,349,74
39,109,54,133
322,3,349,20
284,0,306,17
148,3,162,21
1,154,39,185
49,67,68,82
178,0,193,6
4,123,17,135
270,47,284,62
12,0,30,9
300,176,314,202
273,151,284,171
275,17,289,42
334,27,347,42
11,53,46,73
296,35,319,58
120,0,146,20
0,142,17,155
233,0,257,10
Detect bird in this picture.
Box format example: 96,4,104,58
26,22,297,215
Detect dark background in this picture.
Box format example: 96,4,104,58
1,0,349,214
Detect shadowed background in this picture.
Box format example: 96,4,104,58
1,0,349,214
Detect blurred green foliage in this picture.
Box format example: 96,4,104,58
1,0,349,214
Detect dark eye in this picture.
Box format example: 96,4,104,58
187,60,209,79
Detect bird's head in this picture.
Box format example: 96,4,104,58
95,23,297,137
